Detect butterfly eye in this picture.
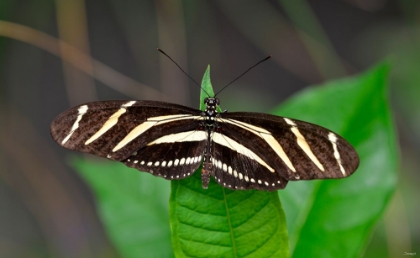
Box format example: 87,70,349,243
204,97,209,104
215,98,220,105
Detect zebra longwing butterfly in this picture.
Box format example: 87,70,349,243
50,97,359,191
50,56,359,191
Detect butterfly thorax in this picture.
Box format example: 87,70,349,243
203,97,219,117
201,97,220,128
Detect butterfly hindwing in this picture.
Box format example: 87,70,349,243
123,138,206,180
211,140,288,190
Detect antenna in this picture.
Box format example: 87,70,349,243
157,48,210,96
214,55,271,97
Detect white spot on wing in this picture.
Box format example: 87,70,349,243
217,160,222,169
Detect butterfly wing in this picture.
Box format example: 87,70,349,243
213,112,359,189
122,133,206,180
50,100,206,179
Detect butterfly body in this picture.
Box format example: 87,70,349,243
51,97,359,191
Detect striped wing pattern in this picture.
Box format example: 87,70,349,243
219,113,359,182
50,100,202,160
50,100,359,191
211,141,289,191
123,138,205,180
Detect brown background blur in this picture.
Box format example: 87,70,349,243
0,1,419,257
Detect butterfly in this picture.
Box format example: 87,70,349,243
50,52,359,191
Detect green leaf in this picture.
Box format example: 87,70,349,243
273,63,398,258
169,65,290,258
73,158,173,258
199,65,214,110
199,65,222,112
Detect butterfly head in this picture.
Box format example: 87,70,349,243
204,97,220,117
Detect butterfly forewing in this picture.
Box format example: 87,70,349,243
50,100,202,161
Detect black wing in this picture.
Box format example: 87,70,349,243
50,100,206,179
211,112,359,190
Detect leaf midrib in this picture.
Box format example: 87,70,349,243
222,187,238,258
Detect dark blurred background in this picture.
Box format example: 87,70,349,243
0,0,419,257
